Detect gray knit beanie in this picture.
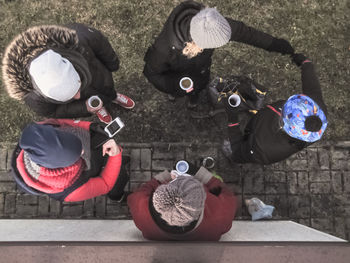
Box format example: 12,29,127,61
190,7,231,49
152,176,206,227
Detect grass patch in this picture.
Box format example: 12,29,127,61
0,0,349,142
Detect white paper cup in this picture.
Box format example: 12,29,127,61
176,160,189,174
202,157,215,169
88,95,102,110
228,94,241,107
179,77,194,93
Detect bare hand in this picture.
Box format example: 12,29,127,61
86,99,103,113
102,139,120,156
170,171,177,180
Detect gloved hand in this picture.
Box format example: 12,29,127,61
154,170,172,183
291,53,308,67
267,38,294,55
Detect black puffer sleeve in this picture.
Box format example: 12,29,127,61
300,62,327,115
226,18,274,50
24,92,91,118
67,23,119,72
143,44,179,95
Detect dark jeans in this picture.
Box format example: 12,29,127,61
107,155,130,200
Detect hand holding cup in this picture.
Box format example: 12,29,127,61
179,77,194,93
86,95,103,113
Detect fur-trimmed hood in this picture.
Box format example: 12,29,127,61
2,25,80,100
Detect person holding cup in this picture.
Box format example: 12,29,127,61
127,162,237,241
143,1,294,108
2,23,135,119
222,54,328,165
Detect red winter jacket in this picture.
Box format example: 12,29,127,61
16,119,122,202
128,177,237,241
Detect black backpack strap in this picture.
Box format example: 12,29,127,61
266,104,282,116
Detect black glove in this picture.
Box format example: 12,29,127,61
267,38,294,55
291,53,308,67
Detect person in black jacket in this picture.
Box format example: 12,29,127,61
2,23,135,118
143,1,295,108
222,54,328,165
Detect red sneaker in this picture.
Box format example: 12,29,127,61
95,106,112,124
113,93,135,109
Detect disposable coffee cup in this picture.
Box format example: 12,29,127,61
228,94,241,107
176,160,189,174
88,96,102,110
202,157,215,169
179,77,194,93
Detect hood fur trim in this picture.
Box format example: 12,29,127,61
2,25,79,100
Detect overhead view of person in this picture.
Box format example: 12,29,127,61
221,53,328,165
10,119,129,202
2,23,135,121
128,162,237,241
143,0,294,108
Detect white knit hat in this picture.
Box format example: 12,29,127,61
190,8,231,49
29,49,81,102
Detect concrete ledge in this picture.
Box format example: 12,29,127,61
0,220,345,242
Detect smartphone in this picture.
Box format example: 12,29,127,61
104,117,125,137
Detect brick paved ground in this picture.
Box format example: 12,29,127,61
0,141,349,240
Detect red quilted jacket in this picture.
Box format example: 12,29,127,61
16,119,122,202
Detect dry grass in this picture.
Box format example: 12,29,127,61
0,0,349,142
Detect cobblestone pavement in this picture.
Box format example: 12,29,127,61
0,141,349,240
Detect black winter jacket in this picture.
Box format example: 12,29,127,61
143,0,284,97
2,23,119,118
227,62,327,164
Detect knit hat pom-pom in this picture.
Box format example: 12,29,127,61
154,186,183,209
152,176,206,227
